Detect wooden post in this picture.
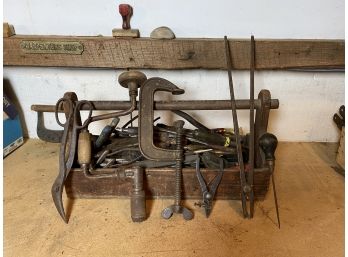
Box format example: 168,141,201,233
3,23,15,37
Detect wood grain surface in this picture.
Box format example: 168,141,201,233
4,35,344,70
3,140,344,257
65,167,270,200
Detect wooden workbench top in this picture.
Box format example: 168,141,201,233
4,140,344,257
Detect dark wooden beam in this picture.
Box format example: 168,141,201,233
65,167,271,200
3,35,344,70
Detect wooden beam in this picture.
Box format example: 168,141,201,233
3,35,344,70
65,167,271,200
3,23,15,38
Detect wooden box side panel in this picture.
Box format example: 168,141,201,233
65,168,270,200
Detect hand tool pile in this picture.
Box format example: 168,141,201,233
31,36,280,227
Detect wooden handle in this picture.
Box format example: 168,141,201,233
78,130,92,165
119,4,133,29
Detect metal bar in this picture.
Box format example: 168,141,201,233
271,171,280,228
249,36,255,218
31,99,279,112
224,36,248,218
71,166,270,173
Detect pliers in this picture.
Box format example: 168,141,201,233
195,155,224,217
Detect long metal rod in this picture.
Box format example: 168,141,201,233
271,172,280,228
31,99,279,112
224,36,248,218
249,35,255,218
72,166,270,173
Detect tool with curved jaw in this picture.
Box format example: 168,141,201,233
138,77,184,161
52,98,92,223
52,71,147,223
195,155,224,217
138,78,193,220
51,96,78,223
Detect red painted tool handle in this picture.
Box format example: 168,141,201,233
119,4,133,29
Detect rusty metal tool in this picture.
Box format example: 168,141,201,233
171,110,210,133
36,111,63,143
84,71,146,124
128,166,146,222
77,129,147,221
78,125,147,222
161,120,194,220
32,99,279,113
73,71,145,128
52,98,93,223
248,35,256,218
51,97,74,223
195,155,224,217
138,77,193,220
138,77,184,161
52,71,146,223
224,36,250,218
259,133,280,228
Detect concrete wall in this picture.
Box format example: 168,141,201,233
3,0,345,141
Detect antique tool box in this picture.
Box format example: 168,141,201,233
30,33,282,224
32,37,281,223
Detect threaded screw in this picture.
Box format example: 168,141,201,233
174,120,184,206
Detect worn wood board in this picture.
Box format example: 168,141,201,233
65,167,270,200
3,22,15,38
4,35,344,70
3,140,344,257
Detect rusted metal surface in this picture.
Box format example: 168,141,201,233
255,90,272,168
138,77,184,161
195,156,224,217
129,167,146,222
161,120,193,220
51,93,79,223
224,36,249,218
31,99,279,112
36,111,63,143
248,36,256,218
32,69,280,223
51,71,147,223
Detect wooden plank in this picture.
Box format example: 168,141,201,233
4,35,344,70
3,23,15,38
65,167,270,200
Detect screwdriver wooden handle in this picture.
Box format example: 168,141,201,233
78,130,92,165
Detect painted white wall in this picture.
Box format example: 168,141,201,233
3,0,345,142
